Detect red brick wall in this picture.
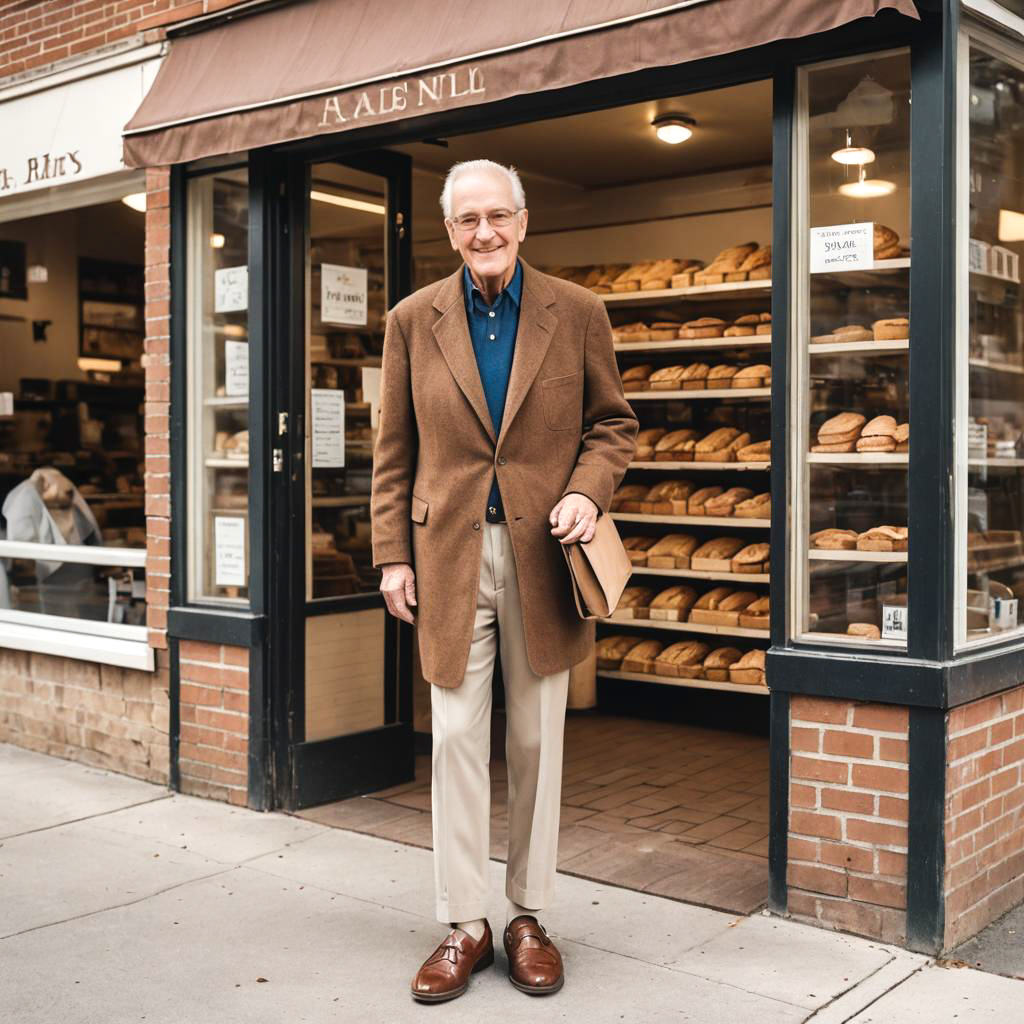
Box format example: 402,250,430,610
787,696,910,944
0,648,170,782
944,684,1024,949
0,0,253,81
178,641,249,805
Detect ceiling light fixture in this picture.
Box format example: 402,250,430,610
652,114,696,145
831,130,875,166
121,192,147,212
838,168,896,198
310,189,386,215
209,233,226,248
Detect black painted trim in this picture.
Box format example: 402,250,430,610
169,637,181,792
169,164,188,610
769,690,790,912
907,705,947,953
947,643,1024,708
246,640,271,810
167,606,267,645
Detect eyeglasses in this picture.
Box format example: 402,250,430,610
448,208,520,231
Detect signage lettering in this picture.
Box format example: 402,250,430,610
0,150,82,191
319,65,484,127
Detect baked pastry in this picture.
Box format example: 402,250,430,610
649,584,700,621
703,647,743,681
655,640,711,679
611,261,657,293
736,440,771,462
654,429,701,461
811,528,859,550
739,595,770,629
611,484,650,512
695,242,759,283
705,487,755,518
729,648,766,685
634,427,668,460
687,485,725,515
621,364,654,391
873,224,899,256
874,317,909,341
695,428,751,462
589,265,629,293
689,588,758,625
756,312,772,335
641,259,700,291
615,586,656,618
691,537,747,571
735,492,771,519
894,422,909,452
738,245,772,275
848,623,882,640
817,412,866,445
649,321,683,340
646,533,700,568
811,440,858,453
856,415,898,453
681,362,711,389
724,324,756,337
623,535,658,565
679,317,727,339
733,364,771,388
621,638,664,673
596,635,644,669
731,542,770,574
643,479,695,513
613,324,648,344
707,364,739,389
856,525,908,552
648,365,687,390
670,263,705,289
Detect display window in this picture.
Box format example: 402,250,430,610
956,27,1024,647
791,50,911,649
0,197,149,667
185,167,250,604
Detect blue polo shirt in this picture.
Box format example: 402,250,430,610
463,260,522,523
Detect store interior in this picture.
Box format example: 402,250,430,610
0,199,147,624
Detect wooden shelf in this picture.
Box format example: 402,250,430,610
626,387,770,401
807,453,908,467
614,337,771,353
601,279,772,307
631,565,769,583
628,461,770,472
599,616,768,639
969,357,1024,376
612,512,770,528
968,457,1024,468
811,258,910,289
809,548,907,563
809,339,908,355
600,668,769,695
205,457,247,468
799,630,906,650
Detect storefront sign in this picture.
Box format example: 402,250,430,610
882,603,908,641
321,263,367,326
1,54,162,198
810,222,874,273
213,516,246,587
311,388,345,468
224,340,249,397
215,266,248,313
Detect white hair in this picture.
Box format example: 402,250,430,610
440,159,526,219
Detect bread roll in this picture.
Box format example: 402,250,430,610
737,440,771,462
735,492,771,519
873,224,899,253
847,623,881,640
818,412,866,445
810,528,858,550
856,525,908,552
873,317,909,341
731,542,770,573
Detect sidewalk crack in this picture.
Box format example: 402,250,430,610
0,794,173,841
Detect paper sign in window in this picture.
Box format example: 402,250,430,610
321,263,368,325
224,340,249,397
311,388,345,468
214,516,246,587
214,265,248,312
810,222,874,274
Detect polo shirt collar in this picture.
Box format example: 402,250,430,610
464,259,522,312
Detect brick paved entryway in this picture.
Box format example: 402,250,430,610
297,713,771,914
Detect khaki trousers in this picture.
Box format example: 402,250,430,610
430,521,570,924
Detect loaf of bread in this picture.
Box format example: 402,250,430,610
655,640,711,679
679,317,727,339
729,648,766,685
648,364,687,389
695,242,759,282
621,638,664,672
733,364,771,387
634,427,668,460
615,586,656,618
649,321,683,340
894,422,909,452
731,542,770,574
692,537,747,571
856,525,908,551
596,635,644,669
737,440,771,462
611,261,656,293
818,412,866,445
687,485,725,515
812,324,873,344
739,595,770,629
724,324,756,337
756,312,772,335
705,487,755,517
680,362,711,388
643,479,695,513
703,646,744,681
874,316,908,341
810,528,858,550
691,587,733,611
735,492,771,519
739,245,772,273
856,414,898,452
873,224,900,258
623,535,658,565
695,427,742,460
707,364,738,388
641,258,700,291
649,584,700,621
621,364,654,391
612,323,648,343
690,588,758,625
646,533,700,568
848,623,882,640
611,484,649,512
654,429,701,461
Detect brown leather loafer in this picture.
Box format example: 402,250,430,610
410,921,494,1003
503,915,564,995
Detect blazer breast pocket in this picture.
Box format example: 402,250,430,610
540,370,583,431
411,495,428,524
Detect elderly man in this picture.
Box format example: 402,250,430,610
370,158,637,1003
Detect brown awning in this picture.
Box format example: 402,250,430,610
123,0,918,168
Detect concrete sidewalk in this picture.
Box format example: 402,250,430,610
0,742,1019,1023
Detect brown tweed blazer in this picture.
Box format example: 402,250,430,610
370,260,638,687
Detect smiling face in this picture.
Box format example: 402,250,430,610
444,169,528,289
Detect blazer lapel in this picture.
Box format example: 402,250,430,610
496,261,557,450
431,267,496,444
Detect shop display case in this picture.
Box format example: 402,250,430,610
791,50,912,649
186,168,250,604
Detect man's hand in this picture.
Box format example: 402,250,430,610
549,492,599,545
380,562,417,623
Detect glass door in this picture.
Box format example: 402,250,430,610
275,151,413,809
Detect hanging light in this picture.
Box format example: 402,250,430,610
121,192,146,212
831,130,875,166
209,233,226,248
652,114,696,145
838,166,896,198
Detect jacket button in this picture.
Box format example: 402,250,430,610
497,456,507,465
473,521,480,530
